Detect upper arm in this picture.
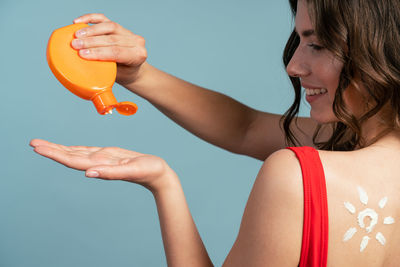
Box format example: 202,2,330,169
242,111,331,160
223,149,304,267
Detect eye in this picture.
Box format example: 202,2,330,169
307,43,324,51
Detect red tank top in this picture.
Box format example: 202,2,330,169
286,146,329,267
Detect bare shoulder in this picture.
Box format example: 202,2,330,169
223,149,304,267
261,148,303,177
252,148,305,199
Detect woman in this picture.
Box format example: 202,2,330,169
31,0,400,266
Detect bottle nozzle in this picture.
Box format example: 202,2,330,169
92,91,138,116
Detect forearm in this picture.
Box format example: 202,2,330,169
125,62,258,155
152,174,213,267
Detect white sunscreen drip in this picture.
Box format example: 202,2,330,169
378,197,388,209
344,202,356,214
357,186,368,205
360,236,370,252
343,227,357,242
376,232,386,246
357,208,378,233
384,216,395,225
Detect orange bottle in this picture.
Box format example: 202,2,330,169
47,23,138,115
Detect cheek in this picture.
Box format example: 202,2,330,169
316,58,343,100
342,84,368,117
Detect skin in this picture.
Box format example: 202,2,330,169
30,138,214,266
69,13,324,160
32,0,400,266
286,0,343,124
288,0,391,144
72,15,147,87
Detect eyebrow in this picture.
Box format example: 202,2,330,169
295,29,316,37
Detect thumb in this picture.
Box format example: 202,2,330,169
85,163,139,181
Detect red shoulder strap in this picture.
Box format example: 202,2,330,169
286,146,329,267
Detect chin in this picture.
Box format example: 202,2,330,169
310,110,338,124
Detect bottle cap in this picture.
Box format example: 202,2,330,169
92,91,138,115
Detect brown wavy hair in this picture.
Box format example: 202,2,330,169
280,0,400,150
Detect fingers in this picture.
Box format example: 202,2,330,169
69,15,146,65
75,45,147,65
85,156,165,182
85,156,174,193
73,13,111,24
32,145,78,169
71,35,135,50
30,139,154,183
85,157,143,180
68,145,101,153
74,20,132,38
30,139,99,153
85,161,139,180
30,139,102,170
30,139,69,151
33,145,107,171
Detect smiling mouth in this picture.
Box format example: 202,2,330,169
305,88,327,96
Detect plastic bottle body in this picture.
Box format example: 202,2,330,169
47,23,137,115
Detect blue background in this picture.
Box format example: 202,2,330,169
1,0,310,266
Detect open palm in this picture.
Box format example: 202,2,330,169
30,139,176,192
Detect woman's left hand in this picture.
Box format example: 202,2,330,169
30,139,177,193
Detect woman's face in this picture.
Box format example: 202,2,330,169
286,0,344,123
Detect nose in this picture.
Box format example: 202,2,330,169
286,46,311,78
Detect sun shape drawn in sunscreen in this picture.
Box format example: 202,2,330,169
342,186,395,252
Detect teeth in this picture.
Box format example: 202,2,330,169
305,88,327,96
